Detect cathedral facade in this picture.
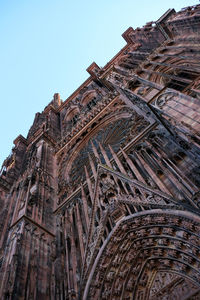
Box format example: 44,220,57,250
1,5,200,299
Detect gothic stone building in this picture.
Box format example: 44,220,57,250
1,5,200,300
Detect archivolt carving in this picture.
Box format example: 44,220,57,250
83,210,200,300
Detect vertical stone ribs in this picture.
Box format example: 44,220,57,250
1,4,200,300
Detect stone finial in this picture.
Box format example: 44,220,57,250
53,93,61,107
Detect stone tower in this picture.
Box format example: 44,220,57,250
1,5,200,300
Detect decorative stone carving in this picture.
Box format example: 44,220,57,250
2,5,200,300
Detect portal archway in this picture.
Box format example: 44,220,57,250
83,209,200,299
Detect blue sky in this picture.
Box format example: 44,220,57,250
0,0,199,167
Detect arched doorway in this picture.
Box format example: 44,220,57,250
83,210,200,299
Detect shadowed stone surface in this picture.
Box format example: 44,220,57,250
1,4,200,300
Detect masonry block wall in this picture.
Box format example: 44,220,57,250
1,5,200,300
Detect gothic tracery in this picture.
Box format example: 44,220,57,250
1,4,200,300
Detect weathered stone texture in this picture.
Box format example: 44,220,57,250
1,4,200,300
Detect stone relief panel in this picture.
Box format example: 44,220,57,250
84,210,200,300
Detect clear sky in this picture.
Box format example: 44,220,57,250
0,0,199,167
